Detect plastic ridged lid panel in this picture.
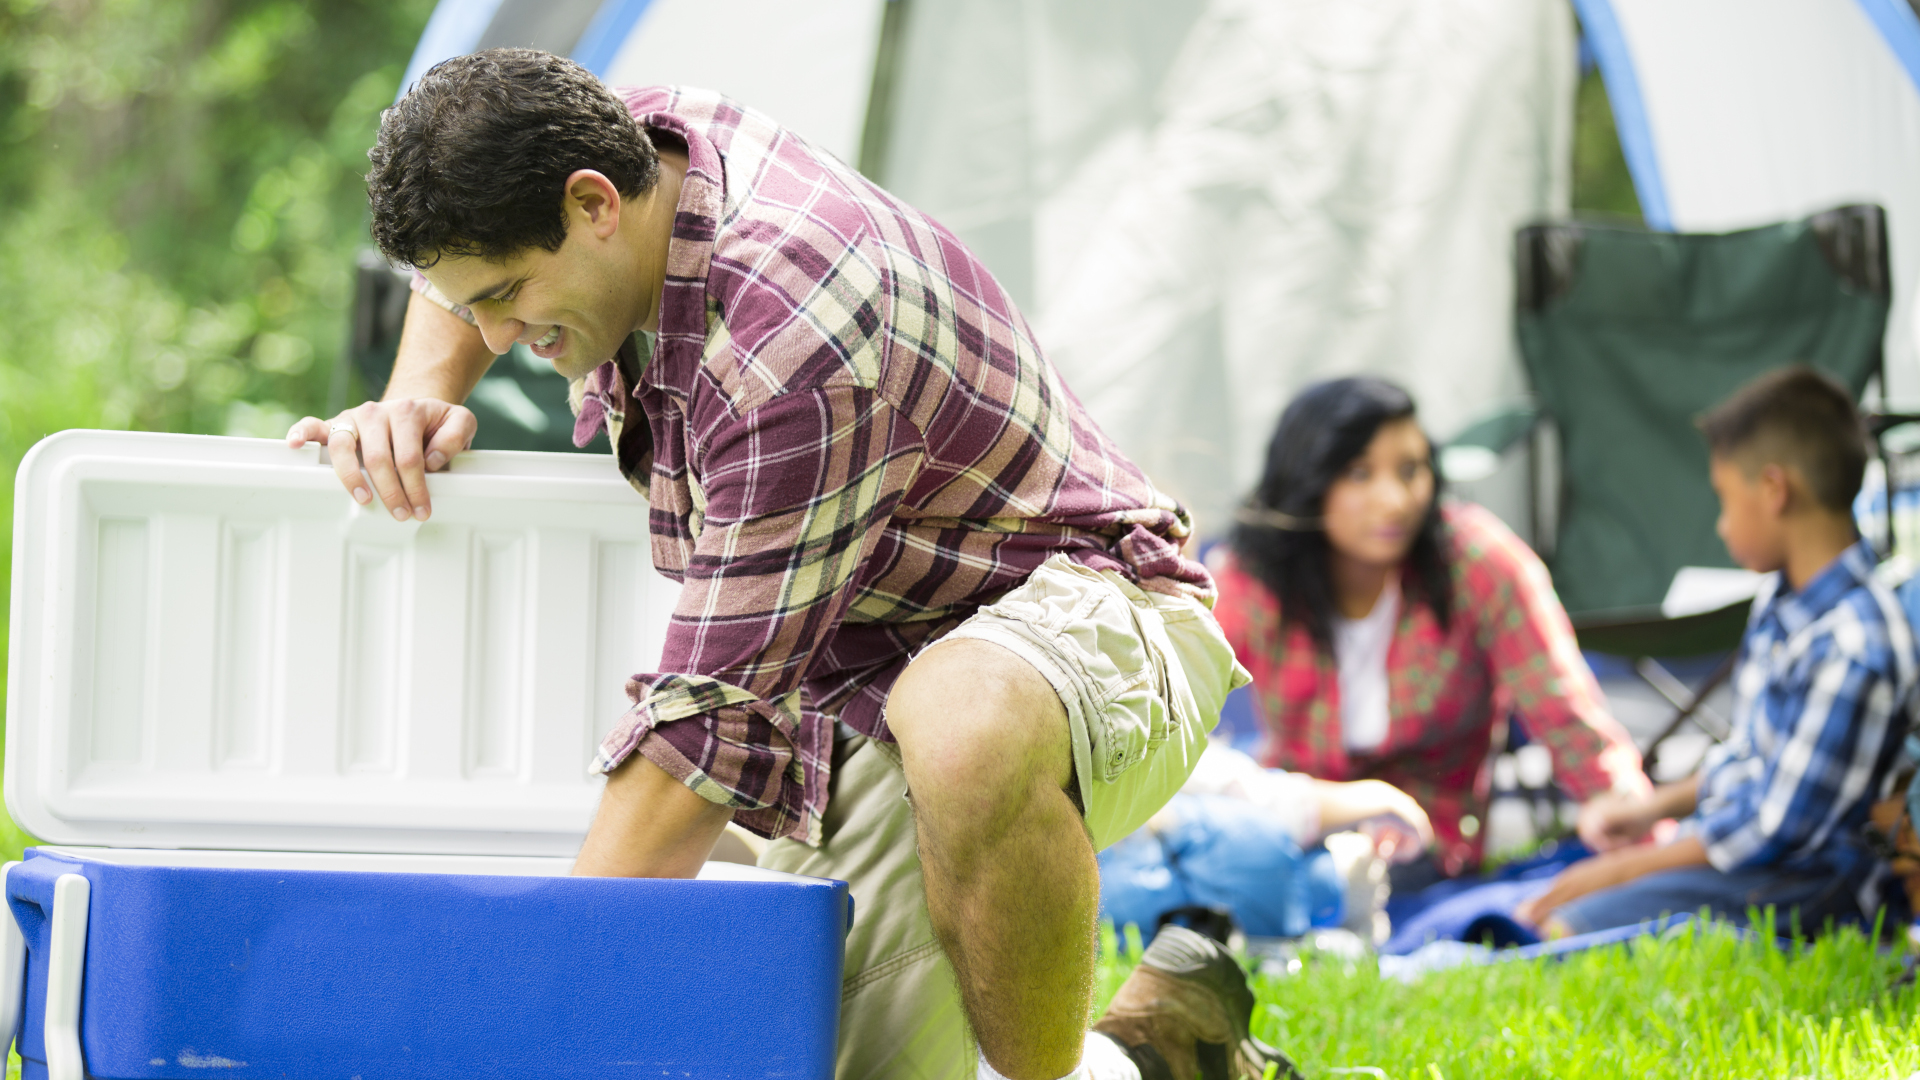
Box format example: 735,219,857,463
6,431,677,855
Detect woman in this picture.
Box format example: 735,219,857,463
1211,377,1649,879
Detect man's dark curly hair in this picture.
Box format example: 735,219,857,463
368,48,660,268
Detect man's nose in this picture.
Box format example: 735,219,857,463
472,308,522,356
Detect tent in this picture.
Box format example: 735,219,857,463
394,0,1920,537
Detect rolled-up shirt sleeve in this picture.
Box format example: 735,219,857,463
592,383,926,844
1684,640,1899,872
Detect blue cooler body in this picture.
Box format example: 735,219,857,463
4,433,851,1078
5,850,847,1080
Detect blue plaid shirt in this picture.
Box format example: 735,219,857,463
1684,540,1917,913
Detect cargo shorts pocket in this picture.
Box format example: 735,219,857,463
960,556,1178,785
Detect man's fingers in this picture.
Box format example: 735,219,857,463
387,403,434,521
422,404,478,474
327,424,372,506
353,406,416,521
311,398,468,517
287,416,330,448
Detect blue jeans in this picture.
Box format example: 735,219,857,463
1554,863,1870,937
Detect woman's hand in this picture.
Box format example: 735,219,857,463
1575,790,1659,852
1315,778,1434,863
1576,776,1702,853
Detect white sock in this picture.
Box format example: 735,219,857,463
975,1034,1141,1080
1081,1032,1144,1080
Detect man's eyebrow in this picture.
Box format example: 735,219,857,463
461,278,517,306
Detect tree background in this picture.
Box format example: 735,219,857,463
0,1,1639,854
0,0,435,852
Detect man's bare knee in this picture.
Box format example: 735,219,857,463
887,638,1073,831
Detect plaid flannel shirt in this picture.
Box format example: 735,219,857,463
1209,502,1648,873
1683,540,1916,911
417,87,1207,844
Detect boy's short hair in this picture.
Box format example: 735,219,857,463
367,48,660,269
1697,365,1869,514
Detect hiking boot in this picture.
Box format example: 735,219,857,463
1093,925,1304,1080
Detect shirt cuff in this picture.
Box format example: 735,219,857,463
592,673,825,845
1677,806,1754,872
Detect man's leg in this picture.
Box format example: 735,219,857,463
886,637,1096,1079
760,735,976,1080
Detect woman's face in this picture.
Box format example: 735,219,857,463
1320,417,1435,568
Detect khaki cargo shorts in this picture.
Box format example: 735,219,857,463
760,554,1250,1079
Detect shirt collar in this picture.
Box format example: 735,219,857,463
627,106,726,390
573,99,726,411
1764,537,1875,637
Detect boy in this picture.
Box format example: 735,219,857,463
1517,366,1915,938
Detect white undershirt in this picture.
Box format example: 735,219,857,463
1333,575,1400,752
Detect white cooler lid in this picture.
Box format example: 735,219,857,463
6,431,678,856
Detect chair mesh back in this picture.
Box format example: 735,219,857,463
1515,206,1889,616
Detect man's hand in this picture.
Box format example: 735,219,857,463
288,290,496,520
573,753,736,878
287,398,477,522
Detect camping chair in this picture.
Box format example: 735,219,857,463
343,253,601,455
1448,204,1893,781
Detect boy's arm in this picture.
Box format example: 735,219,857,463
1515,834,1710,930
1578,774,1701,851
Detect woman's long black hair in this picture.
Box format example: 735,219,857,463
1230,377,1452,653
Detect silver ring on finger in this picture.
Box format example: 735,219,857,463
328,418,359,443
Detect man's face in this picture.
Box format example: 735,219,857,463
420,221,642,382
1709,454,1789,574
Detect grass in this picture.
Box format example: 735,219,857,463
1097,919,1920,1079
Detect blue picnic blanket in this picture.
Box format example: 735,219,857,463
1378,840,1591,955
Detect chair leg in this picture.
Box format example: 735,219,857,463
1638,652,1739,779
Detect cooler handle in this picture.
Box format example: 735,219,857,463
0,863,20,1056
5,863,89,1080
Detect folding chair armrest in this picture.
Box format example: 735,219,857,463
1439,403,1539,483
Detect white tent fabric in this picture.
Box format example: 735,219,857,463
876,0,1576,537
1577,0,1920,403
400,0,886,166
600,0,885,165
879,0,1566,534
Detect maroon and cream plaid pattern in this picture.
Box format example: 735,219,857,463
423,87,1209,844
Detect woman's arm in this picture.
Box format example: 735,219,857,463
1312,778,1434,862
1456,505,1652,802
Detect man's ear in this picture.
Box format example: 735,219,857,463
563,170,623,240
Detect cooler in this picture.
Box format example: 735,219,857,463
3,431,850,1078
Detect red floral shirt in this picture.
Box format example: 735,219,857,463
1209,502,1649,872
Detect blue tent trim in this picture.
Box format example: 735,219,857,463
574,0,658,77
1567,0,1673,231
399,0,510,101
1853,0,1920,95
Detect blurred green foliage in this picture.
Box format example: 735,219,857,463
1572,65,1644,219
0,0,434,851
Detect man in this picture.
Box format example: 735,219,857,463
290,50,1292,1080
